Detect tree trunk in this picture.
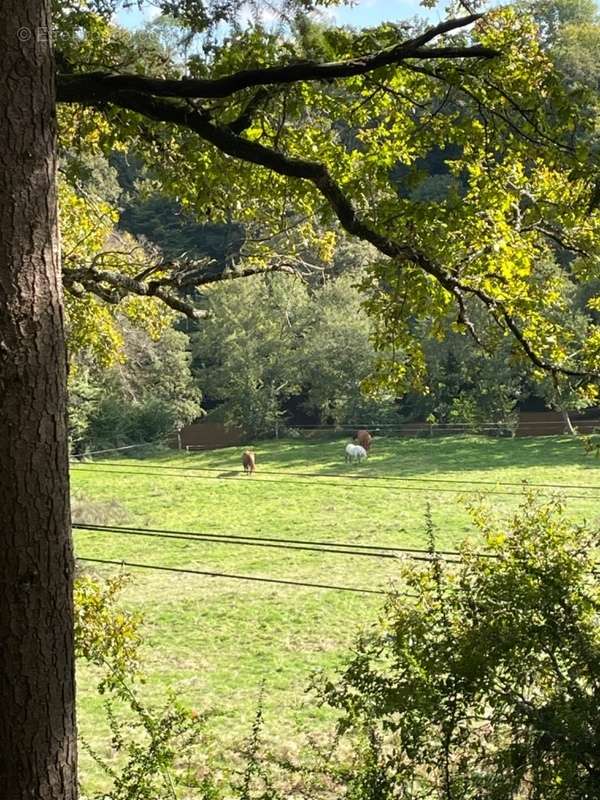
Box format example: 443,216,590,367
0,2,77,798
562,409,577,436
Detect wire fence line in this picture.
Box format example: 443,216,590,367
78,526,408,561
74,525,600,595
76,557,395,596
79,460,600,494
70,439,168,458
72,521,496,599
68,419,600,461
72,523,600,569
73,522,494,562
267,420,600,429
69,465,599,501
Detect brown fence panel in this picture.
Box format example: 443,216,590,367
177,421,244,450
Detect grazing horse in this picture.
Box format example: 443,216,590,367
345,443,367,463
353,429,372,451
242,450,256,474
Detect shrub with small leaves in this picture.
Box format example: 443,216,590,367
82,691,207,800
75,572,214,800
75,573,143,696
321,496,600,800
582,428,600,457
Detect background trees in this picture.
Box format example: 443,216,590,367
295,273,399,426
191,270,398,436
73,323,202,451
192,273,305,437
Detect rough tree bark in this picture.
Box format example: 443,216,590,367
0,1,77,798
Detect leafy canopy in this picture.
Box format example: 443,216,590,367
53,1,600,397
61,178,178,364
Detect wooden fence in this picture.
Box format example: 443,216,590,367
173,410,600,450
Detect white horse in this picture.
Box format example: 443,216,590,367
345,443,367,463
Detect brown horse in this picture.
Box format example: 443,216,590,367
353,429,372,452
242,450,256,474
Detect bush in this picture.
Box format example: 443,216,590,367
85,397,179,449
76,571,213,800
320,497,600,800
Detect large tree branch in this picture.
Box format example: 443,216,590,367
227,88,272,134
57,15,496,103
60,89,599,379
63,254,308,318
66,89,422,260
524,224,592,258
147,261,300,289
63,264,208,318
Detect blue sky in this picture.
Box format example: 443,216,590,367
116,0,441,31
328,0,441,26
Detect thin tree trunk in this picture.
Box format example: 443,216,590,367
562,409,577,436
0,2,77,798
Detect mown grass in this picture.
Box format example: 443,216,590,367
72,434,600,792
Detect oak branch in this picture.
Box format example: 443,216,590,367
56,13,597,380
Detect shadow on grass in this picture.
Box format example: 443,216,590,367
97,435,600,481
241,436,600,479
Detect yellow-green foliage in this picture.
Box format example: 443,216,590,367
55,5,600,397
60,180,174,368
322,494,600,799
74,573,143,694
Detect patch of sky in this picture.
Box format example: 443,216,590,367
327,0,441,27
115,0,443,32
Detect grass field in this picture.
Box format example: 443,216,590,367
71,434,600,792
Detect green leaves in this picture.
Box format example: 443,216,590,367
54,2,600,395
75,572,208,800
75,573,143,695
322,495,600,799
192,268,398,432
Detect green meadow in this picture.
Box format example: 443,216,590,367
71,434,600,792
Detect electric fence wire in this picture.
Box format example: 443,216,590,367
72,439,168,457
76,557,398,596
74,525,600,594
73,521,485,562
78,459,600,494
69,464,600,501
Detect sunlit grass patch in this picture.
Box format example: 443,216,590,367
72,434,600,792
